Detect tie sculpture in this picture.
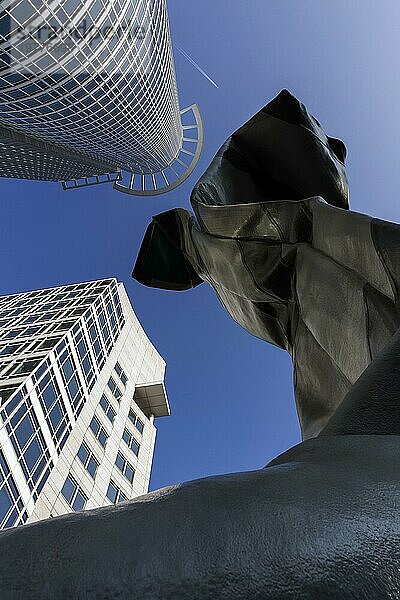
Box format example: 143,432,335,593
1,90,400,599
134,89,400,440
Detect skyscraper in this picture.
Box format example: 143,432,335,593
0,278,170,529
0,0,203,195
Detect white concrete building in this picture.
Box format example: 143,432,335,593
0,278,169,528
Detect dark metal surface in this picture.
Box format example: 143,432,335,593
134,90,400,439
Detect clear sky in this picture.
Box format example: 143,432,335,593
1,0,400,491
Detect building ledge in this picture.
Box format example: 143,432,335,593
133,382,170,418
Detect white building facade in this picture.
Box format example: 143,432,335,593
0,278,169,528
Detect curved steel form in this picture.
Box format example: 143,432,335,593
114,104,203,196
0,0,202,193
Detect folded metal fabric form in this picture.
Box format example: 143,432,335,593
134,89,400,439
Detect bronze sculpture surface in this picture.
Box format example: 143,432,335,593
0,91,400,599
135,90,400,439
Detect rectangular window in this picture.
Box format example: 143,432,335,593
37,371,71,449
115,452,135,483
98,306,112,352
122,428,140,457
0,450,27,529
107,377,122,401
86,313,105,370
115,362,128,386
107,480,128,505
128,410,144,435
99,395,116,423
0,385,19,404
0,343,21,356
58,346,85,417
72,326,95,391
61,475,87,512
11,359,40,377
89,417,108,448
77,443,99,479
3,395,52,495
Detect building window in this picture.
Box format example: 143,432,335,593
72,326,95,391
10,359,40,377
86,313,105,370
0,450,28,529
3,394,52,497
89,417,108,448
106,480,128,505
98,307,112,352
61,475,87,511
0,343,21,357
37,370,71,450
122,428,140,457
77,443,99,478
115,362,127,386
115,452,135,484
99,395,116,423
0,384,19,404
57,344,85,417
107,376,122,401
128,410,144,434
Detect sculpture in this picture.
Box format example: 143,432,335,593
134,90,400,440
1,90,400,599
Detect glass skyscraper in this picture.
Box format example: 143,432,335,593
0,278,169,529
0,0,203,195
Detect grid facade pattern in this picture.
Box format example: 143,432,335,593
0,123,116,181
0,279,127,528
0,0,183,181
0,278,168,531
0,448,27,528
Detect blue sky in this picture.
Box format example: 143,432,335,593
2,0,400,490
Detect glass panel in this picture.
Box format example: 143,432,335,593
10,404,26,429
106,482,117,503
15,415,34,449
62,358,74,380
42,381,57,409
36,467,51,495
130,439,139,456
87,457,98,478
72,491,86,512
68,376,78,398
0,486,12,523
90,418,99,435
77,444,89,465
115,453,124,470
61,477,75,503
24,438,42,470
125,465,134,483
4,507,18,528
49,404,62,429
100,395,108,411
82,356,91,375
98,430,107,448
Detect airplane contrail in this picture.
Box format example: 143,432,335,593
174,43,219,89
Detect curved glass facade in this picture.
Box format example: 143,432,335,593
0,0,185,182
